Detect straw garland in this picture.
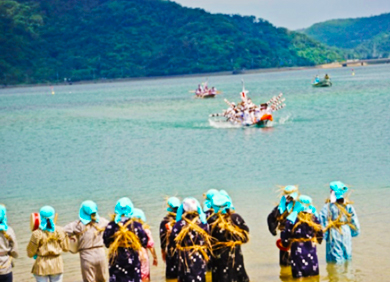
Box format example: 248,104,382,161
108,220,143,263
323,203,357,234
292,212,322,234
210,213,249,244
174,214,214,263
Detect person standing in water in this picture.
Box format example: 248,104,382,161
103,197,149,282
319,181,360,263
281,195,323,279
0,205,18,282
208,192,249,282
267,185,299,266
27,206,69,282
159,197,180,279
169,198,212,282
64,200,109,282
132,208,157,282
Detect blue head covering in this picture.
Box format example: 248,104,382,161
0,205,8,232
39,206,56,233
219,190,235,210
79,200,100,225
114,197,134,224
278,185,299,214
211,193,230,214
203,189,219,212
167,197,181,213
176,197,207,224
132,208,147,222
330,181,348,200
286,195,317,223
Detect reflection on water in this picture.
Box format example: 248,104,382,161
279,266,320,282
325,262,356,282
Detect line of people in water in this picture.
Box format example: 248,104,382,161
195,84,218,97
0,180,359,282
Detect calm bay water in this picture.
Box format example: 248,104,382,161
1,64,389,281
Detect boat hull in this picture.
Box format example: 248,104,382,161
312,80,332,87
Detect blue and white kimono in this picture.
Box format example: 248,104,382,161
319,202,360,263
319,181,360,263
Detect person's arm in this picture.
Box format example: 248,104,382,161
348,205,360,237
63,221,77,236
232,213,249,243
103,222,115,248
7,227,19,258
133,221,149,248
319,204,329,241
58,228,69,252
149,247,158,266
314,215,323,245
26,231,40,258
267,206,280,236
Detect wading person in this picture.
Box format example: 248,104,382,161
132,208,158,282
169,197,212,282
159,197,180,279
27,206,69,282
208,193,249,282
0,205,18,282
319,181,360,263
281,195,323,279
64,200,109,282
267,185,299,266
103,197,149,282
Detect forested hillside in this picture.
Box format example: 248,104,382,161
302,13,390,59
1,0,344,85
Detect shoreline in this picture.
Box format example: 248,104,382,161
1,58,389,90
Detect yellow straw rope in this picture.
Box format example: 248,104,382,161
323,203,357,234
108,220,142,263
174,215,213,263
292,213,322,234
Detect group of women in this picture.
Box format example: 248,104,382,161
267,181,360,279
0,181,359,282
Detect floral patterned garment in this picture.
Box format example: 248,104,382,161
159,214,178,279
281,214,323,279
103,219,149,282
168,215,209,282
208,213,250,282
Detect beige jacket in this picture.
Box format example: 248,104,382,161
26,227,69,275
0,227,18,275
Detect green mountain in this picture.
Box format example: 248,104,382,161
1,0,344,85
302,13,390,59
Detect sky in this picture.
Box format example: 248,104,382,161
173,0,390,30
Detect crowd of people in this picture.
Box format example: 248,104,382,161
195,83,218,97
0,181,360,282
211,91,285,126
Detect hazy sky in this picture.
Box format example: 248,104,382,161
173,0,390,30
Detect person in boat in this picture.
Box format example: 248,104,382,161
103,197,149,282
281,195,323,279
267,185,299,266
168,197,212,282
319,181,360,263
324,74,330,80
27,206,69,282
208,192,250,282
210,87,217,95
159,197,181,279
196,85,203,96
0,205,18,282
132,208,157,282
314,75,320,83
63,200,109,282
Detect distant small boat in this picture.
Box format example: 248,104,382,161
312,79,332,87
197,93,217,98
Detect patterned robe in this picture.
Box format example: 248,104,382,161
267,206,290,266
281,214,323,278
159,214,178,279
208,213,250,282
319,202,360,263
103,219,149,282
168,215,209,282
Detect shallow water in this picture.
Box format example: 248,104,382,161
1,64,390,281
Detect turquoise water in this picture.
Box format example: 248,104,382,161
1,64,389,281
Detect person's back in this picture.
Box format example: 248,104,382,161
64,200,109,282
27,206,69,282
319,181,360,263
0,205,18,282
